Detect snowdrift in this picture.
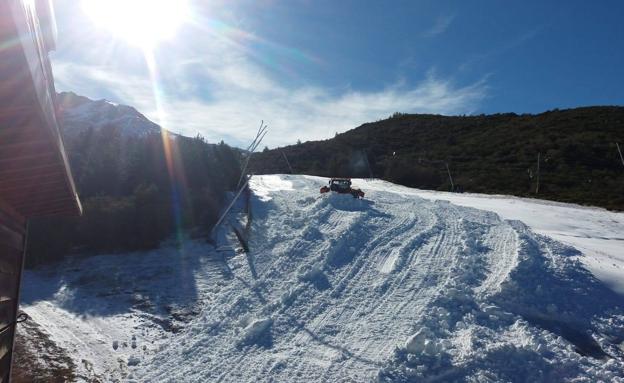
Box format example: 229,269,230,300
140,175,624,382
21,175,624,382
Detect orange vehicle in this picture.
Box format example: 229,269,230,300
320,178,365,199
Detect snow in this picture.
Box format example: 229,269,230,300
238,318,274,347
19,175,624,382
20,240,224,381
404,327,441,355
251,174,295,201
61,96,162,137
360,181,624,294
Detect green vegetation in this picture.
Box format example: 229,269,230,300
27,126,241,267
250,106,624,210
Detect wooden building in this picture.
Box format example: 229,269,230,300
0,0,81,380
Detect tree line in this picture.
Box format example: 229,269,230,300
27,125,241,267
250,106,624,210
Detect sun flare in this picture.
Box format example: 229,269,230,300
81,0,189,49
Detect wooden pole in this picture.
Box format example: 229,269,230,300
617,143,624,168
236,122,268,190
445,162,454,192
535,152,541,194
281,151,294,174
211,175,251,241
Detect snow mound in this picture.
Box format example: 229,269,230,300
21,175,624,381
134,175,624,382
238,318,273,348
404,327,443,356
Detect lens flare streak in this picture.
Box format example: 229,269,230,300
144,50,190,245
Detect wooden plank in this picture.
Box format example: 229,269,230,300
0,139,50,160
0,274,18,309
0,147,55,165
0,299,14,330
0,327,13,364
0,350,10,383
23,204,79,217
0,171,65,192
22,204,77,217
0,211,25,237
0,246,20,276
0,150,57,167
0,224,23,252
0,199,26,229
0,210,23,234
8,189,72,210
0,163,60,179
0,106,32,120
20,206,81,217
0,106,33,123
0,168,64,184
0,352,10,383
0,154,58,174
0,134,75,213
0,179,67,202
12,192,74,211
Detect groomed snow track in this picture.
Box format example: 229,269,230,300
136,175,624,382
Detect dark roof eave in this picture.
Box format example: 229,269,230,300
3,0,81,217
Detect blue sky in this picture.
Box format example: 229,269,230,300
51,0,624,147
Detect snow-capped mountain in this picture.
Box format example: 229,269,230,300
57,92,162,137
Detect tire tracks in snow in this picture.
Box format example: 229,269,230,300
138,176,624,382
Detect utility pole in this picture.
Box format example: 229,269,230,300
617,143,624,168
445,162,454,192
535,152,541,194
281,151,294,174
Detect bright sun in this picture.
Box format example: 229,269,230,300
81,0,189,49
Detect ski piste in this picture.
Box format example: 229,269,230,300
21,175,624,382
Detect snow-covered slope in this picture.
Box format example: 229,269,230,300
20,175,624,382
57,92,162,137
368,182,624,295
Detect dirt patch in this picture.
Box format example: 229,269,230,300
11,319,77,383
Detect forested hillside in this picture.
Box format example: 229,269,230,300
27,124,241,266
251,107,624,210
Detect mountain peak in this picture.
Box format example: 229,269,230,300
57,91,162,137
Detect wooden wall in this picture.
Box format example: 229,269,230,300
0,201,26,382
